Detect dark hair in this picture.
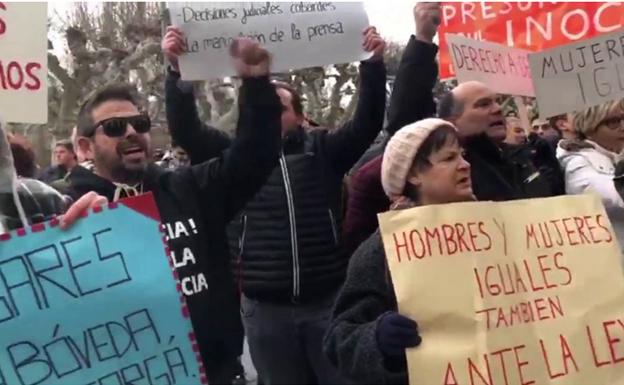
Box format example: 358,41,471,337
547,114,566,134
55,139,75,154
273,81,304,116
403,125,460,201
437,92,463,120
8,134,36,178
77,84,141,137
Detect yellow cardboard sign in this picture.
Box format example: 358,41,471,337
378,194,624,385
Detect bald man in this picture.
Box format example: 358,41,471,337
438,81,562,200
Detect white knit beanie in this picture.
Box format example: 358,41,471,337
382,118,457,201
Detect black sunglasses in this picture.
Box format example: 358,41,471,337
90,115,151,137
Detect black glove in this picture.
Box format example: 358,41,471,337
376,312,421,358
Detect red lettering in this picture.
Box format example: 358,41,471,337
474,268,485,298
468,355,492,385
476,307,495,330
560,334,579,375
24,62,41,90
561,218,580,246
0,1,6,35
512,263,528,293
467,222,480,251
573,217,591,244
587,325,610,367
549,220,565,246
442,224,458,255
537,255,556,289
443,362,458,385
425,226,442,256
0,2,6,36
596,214,614,243
409,230,426,259
583,215,601,244
523,259,544,292
393,232,410,263
485,266,501,296
7,61,23,90
554,252,572,286
525,223,541,250
455,223,471,252
604,320,624,363
534,298,549,321
538,222,553,248
491,348,512,385
496,307,509,329
479,222,492,251
513,345,535,385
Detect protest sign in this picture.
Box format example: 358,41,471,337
0,194,204,385
0,2,47,123
439,2,624,79
378,194,624,385
446,33,534,97
529,29,624,118
168,2,371,80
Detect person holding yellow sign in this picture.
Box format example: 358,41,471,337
323,118,475,384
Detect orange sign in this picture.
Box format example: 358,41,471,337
439,2,624,79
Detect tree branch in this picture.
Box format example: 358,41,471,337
47,52,74,88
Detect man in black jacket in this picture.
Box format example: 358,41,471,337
64,39,282,385
163,26,387,384
438,81,563,201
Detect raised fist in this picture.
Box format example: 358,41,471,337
414,2,441,43
229,38,271,78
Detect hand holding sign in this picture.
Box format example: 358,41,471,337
362,26,385,62
162,26,186,72
60,191,108,230
414,2,441,44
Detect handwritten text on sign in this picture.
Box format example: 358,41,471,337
168,2,371,80
446,34,534,97
529,29,624,118
379,194,624,385
439,2,624,79
0,195,202,384
0,2,47,124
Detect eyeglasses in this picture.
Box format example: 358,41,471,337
90,115,151,137
598,116,624,130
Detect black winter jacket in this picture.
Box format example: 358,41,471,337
165,61,387,303
323,230,407,385
466,134,562,201
68,77,282,381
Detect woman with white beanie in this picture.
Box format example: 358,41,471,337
323,118,474,384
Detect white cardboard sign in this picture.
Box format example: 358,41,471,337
169,2,371,80
529,29,624,118
0,2,47,124
446,33,534,97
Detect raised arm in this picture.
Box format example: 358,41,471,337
191,39,281,222
163,26,232,164
324,27,387,175
385,2,441,136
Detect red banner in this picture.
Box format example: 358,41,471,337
439,2,624,79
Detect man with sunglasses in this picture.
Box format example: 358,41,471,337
64,38,282,385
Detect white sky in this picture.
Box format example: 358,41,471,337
48,1,417,44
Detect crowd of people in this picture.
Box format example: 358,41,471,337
2,3,624,385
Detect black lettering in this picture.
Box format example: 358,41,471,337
7,341,52,385
164,347,189,383
93,229,131,288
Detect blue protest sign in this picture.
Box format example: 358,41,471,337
0,194,204,385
